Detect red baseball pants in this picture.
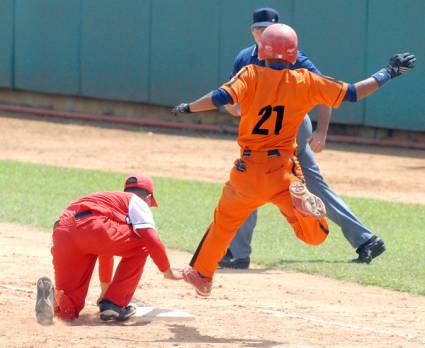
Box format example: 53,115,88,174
51,210,148,320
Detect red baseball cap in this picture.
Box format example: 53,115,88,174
124,174,158,207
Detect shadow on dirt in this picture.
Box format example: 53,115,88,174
274,259,354,265
155,323,284,347
214,259,353,274
66,317,284,346
216,267,273,274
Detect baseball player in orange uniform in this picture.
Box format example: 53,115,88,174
172,24,415,296
35,174,182,324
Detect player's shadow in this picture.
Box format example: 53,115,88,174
274,259,353,265
67,321,284,346
216,267,273,274
70,308,173,326
155,323,284,348
69,314,149,327
216,259,352,274
76,307,199,326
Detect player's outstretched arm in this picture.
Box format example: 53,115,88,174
352,52,416,101
172,92,216,115
172,88,235,115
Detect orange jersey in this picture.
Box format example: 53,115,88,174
221,65,348,152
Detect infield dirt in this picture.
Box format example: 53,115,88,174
0,116,424,347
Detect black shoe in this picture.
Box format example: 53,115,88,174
35,276,54,325
219,255,250,269
352,236,386,264
99,299,137,322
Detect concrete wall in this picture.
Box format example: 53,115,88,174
1,0,424,131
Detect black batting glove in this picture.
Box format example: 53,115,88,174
172,103,191,115
386,52,416,79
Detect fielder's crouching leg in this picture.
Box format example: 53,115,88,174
54,289,79,320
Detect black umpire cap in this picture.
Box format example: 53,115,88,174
252,8,280,28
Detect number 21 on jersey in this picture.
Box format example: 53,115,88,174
252,105,285,135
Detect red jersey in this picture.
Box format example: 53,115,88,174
64,191,169,273
66,191,133,224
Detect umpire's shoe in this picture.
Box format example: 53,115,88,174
218,256,250,269
218,249,250,269
99,299,137,322
35,276,54,325
353,236,386,264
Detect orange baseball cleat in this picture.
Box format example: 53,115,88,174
289,181,326,219
182,266,213,297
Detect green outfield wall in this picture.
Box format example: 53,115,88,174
0,0,14,88
1,0,424,131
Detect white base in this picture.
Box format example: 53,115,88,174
133,306,195,323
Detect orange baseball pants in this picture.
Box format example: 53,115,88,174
191,151,329,277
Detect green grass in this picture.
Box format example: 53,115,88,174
1,160,424,295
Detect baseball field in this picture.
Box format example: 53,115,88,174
0,115,424,347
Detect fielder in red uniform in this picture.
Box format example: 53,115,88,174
172,24,415,296
35,174,182,324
